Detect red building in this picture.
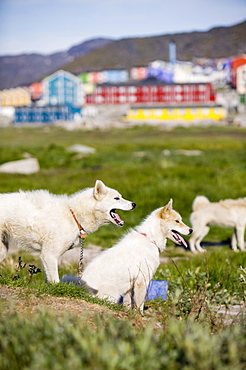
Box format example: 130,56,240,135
231,56,246,88
85,82,215,105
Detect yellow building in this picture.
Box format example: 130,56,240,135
125,105,226,122
0,87,31,107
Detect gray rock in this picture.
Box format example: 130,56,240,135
0,158,40,174
67,144,96,154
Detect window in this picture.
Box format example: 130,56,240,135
129,95,137,102
199,84,206,91
119,95,126,103
144,109,151,116
203,108,209,115
175,85,182,92
155,109,163,117
129,86,137,93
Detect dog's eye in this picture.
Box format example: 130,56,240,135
175,220,180,223
114,197,120,200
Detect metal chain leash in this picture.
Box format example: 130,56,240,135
69,208,86,284
77,236,85,283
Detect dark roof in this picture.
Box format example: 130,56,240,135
99,77,210,87
129,104,222,109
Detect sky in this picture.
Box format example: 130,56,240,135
0,0,245,56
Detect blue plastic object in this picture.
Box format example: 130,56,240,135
145,280,168,301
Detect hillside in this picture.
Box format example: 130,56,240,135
63,21,246,74
0,38,113,90
0,20,245,90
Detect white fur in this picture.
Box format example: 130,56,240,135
0,180,135,282
82,199,192,312
189,195,246,253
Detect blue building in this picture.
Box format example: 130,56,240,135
43,70,83,106
14,105,82,124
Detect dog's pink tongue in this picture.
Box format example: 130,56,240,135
112,212,124,226
172,231,188,248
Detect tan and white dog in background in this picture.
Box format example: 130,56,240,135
82,199,192,312
189,195,246,253
0,180,136,282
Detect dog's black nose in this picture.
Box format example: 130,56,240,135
189,228,193,235
132,202,136,209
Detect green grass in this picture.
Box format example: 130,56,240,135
0,125,246,369
0,125,245,245
0,310,245,370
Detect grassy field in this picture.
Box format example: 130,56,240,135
0,124,246,369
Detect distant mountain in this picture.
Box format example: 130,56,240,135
0,21,245,90
63,21,246,74
0,38,113,90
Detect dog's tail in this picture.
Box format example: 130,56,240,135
192,195,210,211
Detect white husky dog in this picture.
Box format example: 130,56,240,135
0,180,136,282
82,199,192,312
189,195,246,253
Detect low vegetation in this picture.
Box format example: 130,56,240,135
0,125,245,369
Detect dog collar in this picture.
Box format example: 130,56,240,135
70,209,86,239
140,232,160,251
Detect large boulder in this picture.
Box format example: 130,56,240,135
0,158,40,174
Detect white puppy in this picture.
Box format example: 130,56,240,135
0,180,136,282
82,199,192,312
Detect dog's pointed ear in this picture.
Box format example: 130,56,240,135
93,180,107,200
167,198,173,209
159,199,173,218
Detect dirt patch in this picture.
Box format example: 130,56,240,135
0,285,118,319
1,285,245,330
0,285,153,330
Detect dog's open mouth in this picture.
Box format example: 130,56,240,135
171,230,188,248
110,209,124,227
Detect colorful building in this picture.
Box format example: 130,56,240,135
14,105,82,124
0,87,31,107
231,55,246,88
236,63,246,94
85,82,215,105
43,70,83,106
125,105,226,122
79,70,129,84
28,82,43,101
